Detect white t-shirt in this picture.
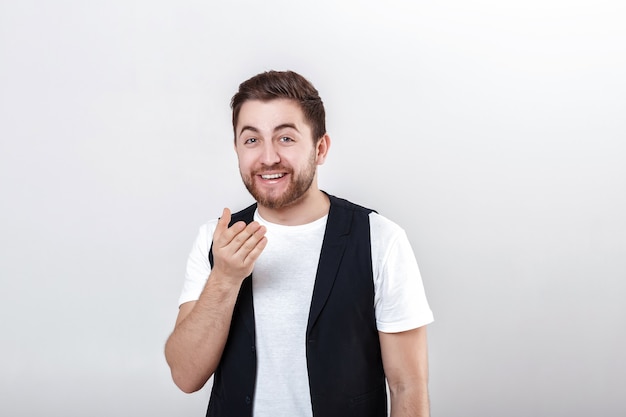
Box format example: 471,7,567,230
180,209,434,417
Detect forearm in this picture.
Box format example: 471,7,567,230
381,326,431,417
165,272,242,393
389,380,430,417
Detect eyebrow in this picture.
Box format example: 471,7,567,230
238,123,300,137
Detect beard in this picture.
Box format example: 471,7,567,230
241,151,317,210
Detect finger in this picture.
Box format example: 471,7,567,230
222,220,257,249
243,231,268,265
215,208,231,236
236,224,267,259
214,208,246,247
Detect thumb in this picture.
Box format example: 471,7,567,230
215,207,232,233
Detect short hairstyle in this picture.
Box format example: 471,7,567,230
231,70,326,141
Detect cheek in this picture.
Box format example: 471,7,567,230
236,151,256,169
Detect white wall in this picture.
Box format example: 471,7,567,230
1,1,624,416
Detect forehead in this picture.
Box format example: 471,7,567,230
236,99,308,133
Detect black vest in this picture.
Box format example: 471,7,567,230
206,194,387,417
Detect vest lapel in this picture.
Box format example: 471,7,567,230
306,196,353,334
237,275,255,338
233,205,258,341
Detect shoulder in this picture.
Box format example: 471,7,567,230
368,211,406,246
326,193,406,240
327,193,376,215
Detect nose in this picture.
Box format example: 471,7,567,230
261,141,280,166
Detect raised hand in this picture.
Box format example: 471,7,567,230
211,208,267,284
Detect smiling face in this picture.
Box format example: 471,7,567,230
235,98,328,211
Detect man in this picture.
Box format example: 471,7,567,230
165,70,434,417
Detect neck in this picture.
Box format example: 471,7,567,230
257,188,330,226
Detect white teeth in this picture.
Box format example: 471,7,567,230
261,173,284,179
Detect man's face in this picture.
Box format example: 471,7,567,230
234,99,321,210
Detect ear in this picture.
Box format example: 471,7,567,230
315,133,331,165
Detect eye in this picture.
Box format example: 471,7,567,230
244,137,258,145
279,136,293,143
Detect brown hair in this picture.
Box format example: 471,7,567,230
231,70,326,141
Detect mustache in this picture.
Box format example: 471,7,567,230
252,164,293,175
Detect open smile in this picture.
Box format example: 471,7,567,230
260,173,285,180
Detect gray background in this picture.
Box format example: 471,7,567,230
1,0,624,416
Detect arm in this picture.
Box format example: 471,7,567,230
164,208,267,393
380,325,430,417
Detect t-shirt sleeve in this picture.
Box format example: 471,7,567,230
370,213,434,333
178,221,217,306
